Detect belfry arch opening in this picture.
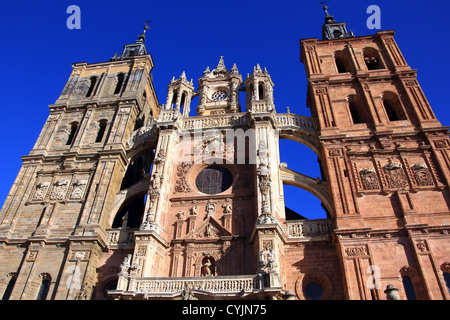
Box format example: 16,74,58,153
363,47,384,70
334,50,353,74
382,91,407,122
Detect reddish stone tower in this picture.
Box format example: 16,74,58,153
300,7,450,299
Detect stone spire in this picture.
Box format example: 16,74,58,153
213,56,228,76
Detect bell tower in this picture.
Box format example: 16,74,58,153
301,7,450,300
0,25,160,300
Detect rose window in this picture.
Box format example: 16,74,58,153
211,91,228,101
195,166,233,195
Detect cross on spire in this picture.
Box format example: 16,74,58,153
320,1,332,17
138,20,151,42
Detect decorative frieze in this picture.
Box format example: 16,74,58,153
344,246,368,257
433,140,448,149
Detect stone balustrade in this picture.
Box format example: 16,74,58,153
132,275,259,294
275,113,317,131
106,228,135,246
183,113,248,129
287,219,333,239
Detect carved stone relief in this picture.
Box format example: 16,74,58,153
344,246,368,257
50,179,70,200
411,163,434,186
70,179,88,200
31,182,50,201
383,159,407,189
359,167,380,190
174,163,193,193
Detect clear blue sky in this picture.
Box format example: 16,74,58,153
1,1,449,219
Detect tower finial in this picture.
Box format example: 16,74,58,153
138,20,151,42
320,1,330,16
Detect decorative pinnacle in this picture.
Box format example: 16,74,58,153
217,56,226,70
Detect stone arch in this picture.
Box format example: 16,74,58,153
120,148,155,191
126,131,158,161
278,133,320,158
280,166,332,217
109,183,149,229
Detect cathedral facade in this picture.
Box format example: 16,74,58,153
0,10,449,300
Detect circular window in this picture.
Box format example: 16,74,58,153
211,91,228,101
195,166,233,195
304,282,324,300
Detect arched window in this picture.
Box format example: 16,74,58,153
86,76,98,97
36,274,51,300
348,95,368,125
120,151,153,190
95,120,107,143
172,92,178,109
114,73,125,95
66,122,79,146
180,92,186,108
363,47,384,71
334,50,352,74
382,92,407,122
2,273,17,300
100,278,118,300
258,83,264,100
402,276,416,300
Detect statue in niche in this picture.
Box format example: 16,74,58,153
201,257,215,277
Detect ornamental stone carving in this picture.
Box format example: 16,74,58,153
205,201,216,217
359,167,380,190
174,163,192,193
70,179,88,200
383,159,407,189
31,182,50,201
411,163,434,186
50,179,70,200
344,246,368,257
